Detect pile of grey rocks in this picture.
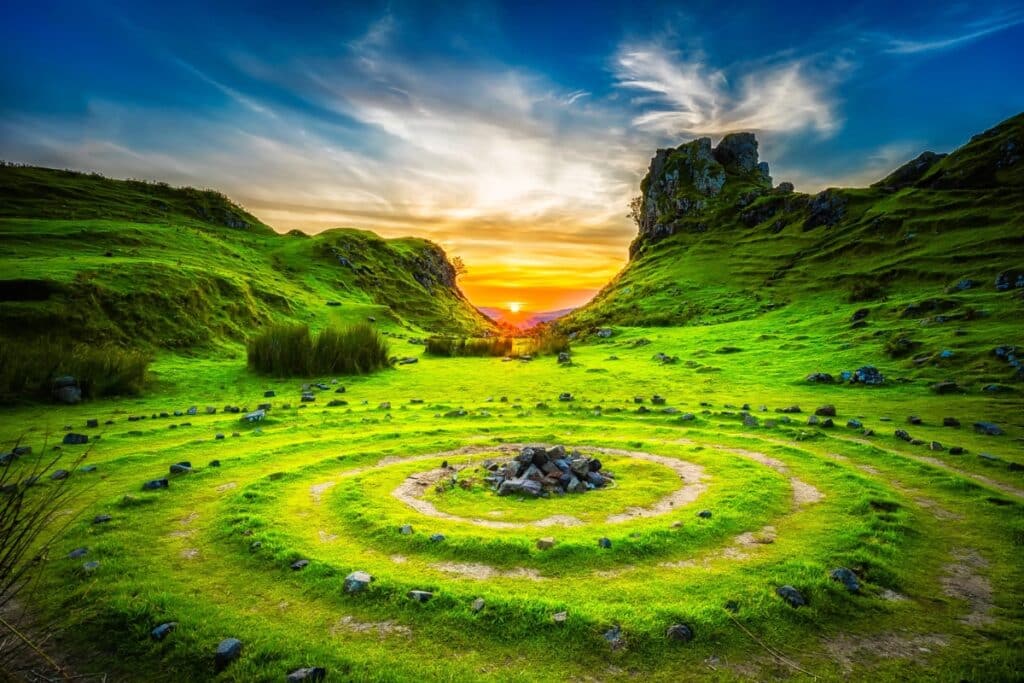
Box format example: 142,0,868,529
482,445,613,497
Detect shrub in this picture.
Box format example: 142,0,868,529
425,336,513,357
524,328,571,356
0,341,151,403
248,323,389,376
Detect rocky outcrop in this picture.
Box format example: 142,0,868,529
631,133,773,256
872,151,947,191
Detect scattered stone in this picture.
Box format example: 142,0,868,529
929,441,945,452
344,571,372,593
743,413,759,428
51,469,69,481
830,567,860,593
326,399,347,407
407,590,432,603
815,405,836,417
398,357,418,365
291,559,309,571
142,478,169,491
287,668,327,682
151,622,177,641
603,625,625,650
847,419,863,429
557,352,571,364
697,510,712,519
215,434,225,440
301,393,316,403
806,372,834,383
931,381,962,394
776,585,806,608
471,598,485,613
907,415,922,425
851,366,884,385
777,405,802,414
949,447,965,455
537,537,556,550
558,392,572,402
264,390,276,398
82,561,99,573
68,547,87,559
170,462,192,474
666,623,694,643
93,514,112,524
598,537,612,549
399,524,413,535
678,413,696,422
429,533,446,543
215,638,243,671
209,460,221,467
242,409,266,423
86,419,99,428
552,611,568,625
894,429,912,442
943,417,961,428
62,433,88,446
973,422,1004,436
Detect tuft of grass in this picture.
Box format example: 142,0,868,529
0,341,151,403
524,327,571,356
424,336,513,357
248,322,390,376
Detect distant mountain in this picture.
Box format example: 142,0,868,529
478,306,575,328
0,164,495,348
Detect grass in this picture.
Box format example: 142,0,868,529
247,323,390,377
424,336,513,357
1,310,1021,681
0,341,152,403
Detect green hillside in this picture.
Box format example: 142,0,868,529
565,113,1024,389
0,164,493,349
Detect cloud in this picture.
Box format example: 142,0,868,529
876,9,1024,54
613,44,841,137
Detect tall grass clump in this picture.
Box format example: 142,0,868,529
248,323,389,376
524,327,571,356
424,336,513,357
0,341,151,403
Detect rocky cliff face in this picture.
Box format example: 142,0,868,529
632,133,773,256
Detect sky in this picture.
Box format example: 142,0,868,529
2,1,1023,311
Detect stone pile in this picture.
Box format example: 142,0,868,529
481,445,613,497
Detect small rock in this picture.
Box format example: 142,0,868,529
894,429,912,442
776,585,806,608
407,590,432,603
929,441,944,451
68,547,88,559
290,559,309,571
665,623,694,643
598,537,612,549
399,524,413,535
949,446,965,455
847,419,863,429
537,537,556,550
287,667,326,682
62,433,88,446
552,611,568,625
51,469,69,481
86,419,99,428
943,417,961,428
344,571,372,593
93,514,112,524
142,479,169,491
264,390,276,397
471,598,485,613
151,622,177,641
429,533,446,542
215,638,243,671
697,510,712,519
169,462,192,474
829,567,860,593
973,422,1004,436
815,405,836,417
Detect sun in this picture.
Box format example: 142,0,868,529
508,302,521,313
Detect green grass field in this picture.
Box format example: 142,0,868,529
1,311,1021,681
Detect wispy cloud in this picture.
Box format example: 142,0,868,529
613,43,842,137
874,7,1024,54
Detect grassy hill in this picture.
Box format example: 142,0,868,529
0,164,493,351
564,113,1024,389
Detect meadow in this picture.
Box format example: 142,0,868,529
1,304,1021,682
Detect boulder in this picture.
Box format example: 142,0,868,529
851,366,884,385
242,409,266,423
815,405,836,417
169,462,192,474
62,433,88,445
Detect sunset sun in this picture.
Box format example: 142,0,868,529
508,302,522,313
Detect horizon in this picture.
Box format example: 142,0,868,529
2,1,1023,310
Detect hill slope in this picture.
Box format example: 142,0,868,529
0,164,493,348
565,113,1024,387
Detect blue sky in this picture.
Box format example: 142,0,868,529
2,0,1023,308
